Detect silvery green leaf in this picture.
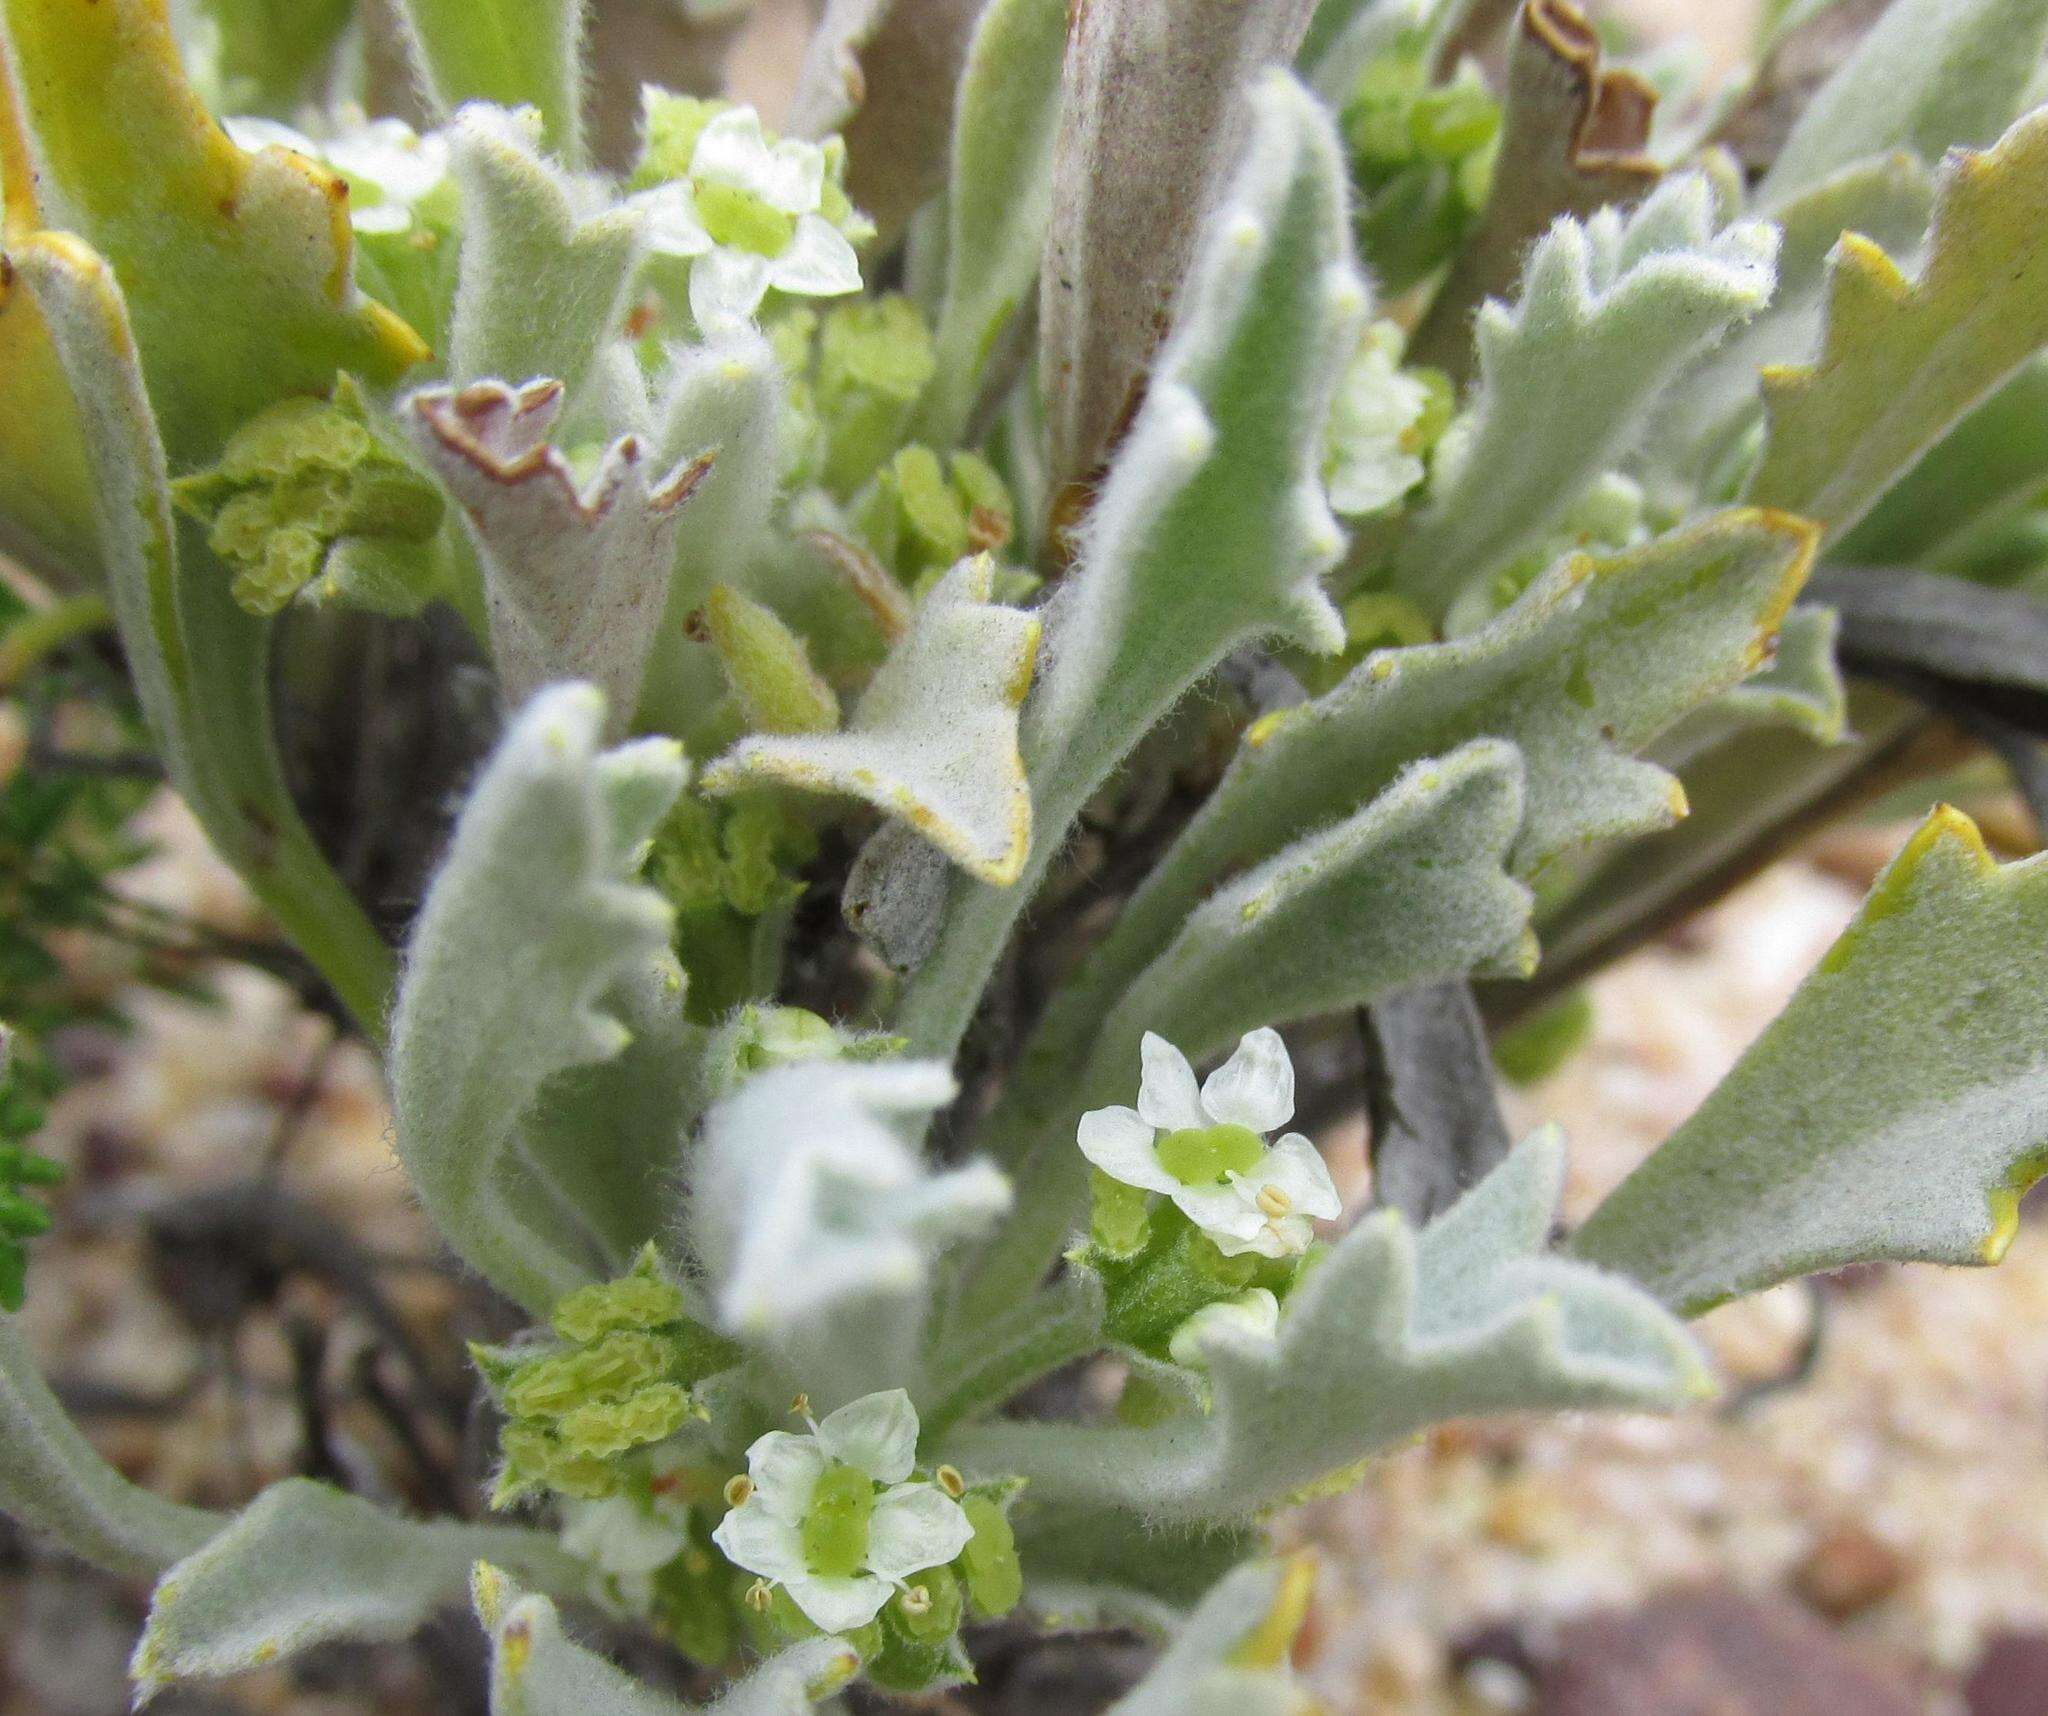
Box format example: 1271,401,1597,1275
1748,107,2048,543
1070,510,1817,1044
687,1057,1010,1407
447,106,643,417
389,684,686,1313
1107,742,1533,1074
10,236,395,1031
1394,173,1779,611
1007,1503,1256,1634
1840,357,2048,567
392,0,588,162
1574,807,2048,1314
518,955,706,1265
0,1318,219,1578
898,69,1363,1057
408,378,712,735
1807,566,2048,721
131,1480,583,1701
785,0,894,139
945,1130,1706,1522
1105,1559,1317,1716
1756,0,2048,210
1713,603,1846,743
1039,0,1321,503
638,330,789,736
702,555,1040,885
953,742,1532,1330
471,1564,857,1715
1407,0,1660,377
1637,152,1933,510
915,0,1068,447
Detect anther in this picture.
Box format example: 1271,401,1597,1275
1256,1185,1292,1218
723,1474,753,1508
935,1464,965,1499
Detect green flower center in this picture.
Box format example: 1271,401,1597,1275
695,181,796,256
1155,1122,1265,1186
800,1462,875,1579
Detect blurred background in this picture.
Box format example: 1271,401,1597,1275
2,2,2045,1713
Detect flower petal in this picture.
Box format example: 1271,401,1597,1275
1170,1181,1265,1244
1077,1105,1177,1195
688,106,777,194
1137,1034,1204,1131
690,247,772,330
1200,1027,1295,1133
763,138,826,214
768,215,862,298
865,1483,975,1581
560,1495,688,1577
745,1430,829,1521
633,184,714,257
711,1497,808,1582
1261,1134,1342,1220
782,1571,894,1634
815,1388,918,1483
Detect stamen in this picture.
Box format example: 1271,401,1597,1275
1256,1184,1292,1218
789,1392,812,1418
744,1578,773,1612
935,1464,965,1499
723,1474,754,1508
899,1582,933,1617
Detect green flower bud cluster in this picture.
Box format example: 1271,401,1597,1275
853,445,1018,594
645,795,818,1021
1342,35,1500,295
480,1247,739,1506
704,1003,907,1100
1081,1176,1314,1368
0,1028,61,1312
736,1473,1024,1693
171,383,444,617
763,295,942,499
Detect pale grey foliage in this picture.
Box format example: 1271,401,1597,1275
389,684,686,1313
945,1130,1704,1521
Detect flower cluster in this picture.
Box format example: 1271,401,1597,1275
1080,1029,1341,1260
630,95,870,331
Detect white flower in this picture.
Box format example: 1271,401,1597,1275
559,1492,689,1579
710,1389,972,1634
1077,1028,1342,1258
1324,323,1430,517
1168,1287,1280,1369
628,105,862,331
223,113,448,236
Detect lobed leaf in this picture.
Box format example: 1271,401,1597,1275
0,1318,220,1579
1407,0,1659,377
945,1130,1706,1522
897,68,1364,1057
1574,806,2048,1313
447,106,644,419
914,0,1068,448
471,1564,856,1715
132,1481,584,1702
687,1057,1010,1409
1073,509,1817,1042
1755,0,2048,210
1393,172,1778,611
408,378,713,735
702,555,1039,885
12,234,396,1030
1363,981,1513,1226
1104,1558,1318,1716
389,683,686,1313
0,0,425,467
1748,107,2048,542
